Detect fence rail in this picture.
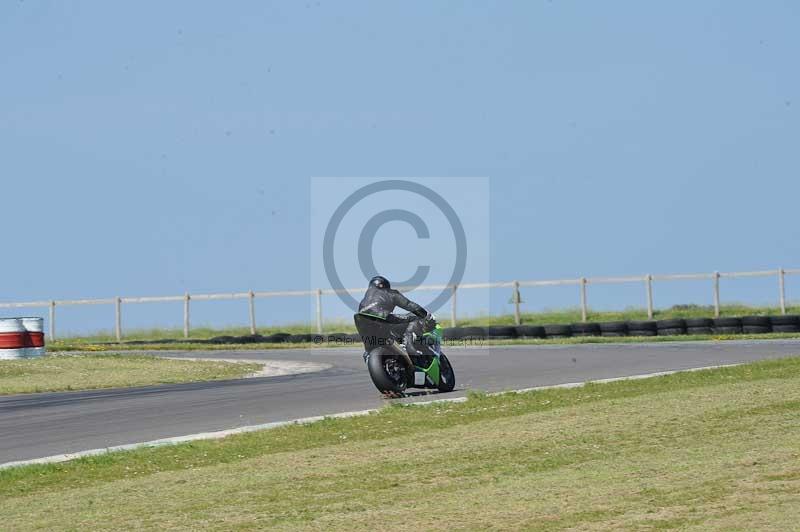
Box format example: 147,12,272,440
1,267,797,341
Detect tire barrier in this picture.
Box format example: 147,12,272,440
324,332,348,342
741,316,772,335
460,327,488,340
770,315,800,333
656,319,686,336
712,317,742,335
487,326,518,339
433,314,796,341
111,314,800,347
287,333,316,343
685,317,714,336
627,320,657,337
571,322,600,337
515,325,546,338
599,321,628,337
443,328,465,340
0,317,46,359
543,324,572,338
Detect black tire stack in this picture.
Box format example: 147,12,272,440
685,318,714,336
443,328,465,341
571,322,600,337
657,319,686,336
515,325,546,338
286,333,316,343
741,316,771,335
599,322,628,337
771,315,800,333
544,324,572,338
194,314,800,345
487,326,518,339
461,326,487,340
627,320,657,337
712,317,742,335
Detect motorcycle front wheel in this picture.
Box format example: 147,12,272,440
437,353,456,392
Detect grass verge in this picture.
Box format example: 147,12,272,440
2,357,800,529
0,354,261,395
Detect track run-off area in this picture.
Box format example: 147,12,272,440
2,339,800,466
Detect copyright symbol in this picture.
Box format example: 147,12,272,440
312,335,324,344
322,179,467,313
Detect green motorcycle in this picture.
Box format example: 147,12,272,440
354,313,456,396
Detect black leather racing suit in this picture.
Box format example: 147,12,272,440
358,286,429,356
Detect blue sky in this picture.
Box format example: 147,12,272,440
1,1,798,334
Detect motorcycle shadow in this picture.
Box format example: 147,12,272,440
381,388,458,399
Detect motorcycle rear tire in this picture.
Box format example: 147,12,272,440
367,348,408,395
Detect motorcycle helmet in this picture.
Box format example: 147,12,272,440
369,275,390,290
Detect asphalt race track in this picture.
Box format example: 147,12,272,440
2,339,800,465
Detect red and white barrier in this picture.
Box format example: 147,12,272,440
0,317,46,359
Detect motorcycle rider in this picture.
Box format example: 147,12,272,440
357,275,434,358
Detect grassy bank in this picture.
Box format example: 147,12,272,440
0,354,261,395
54,303,800,346
2,357,800,529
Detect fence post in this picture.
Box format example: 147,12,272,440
183,293,191,339
512,281,521,325
645,274,654,319
115,297,122,342
713,271,720,317
49,300,56,341
580,277,588,322
248,291,257,334
778,268,786,315
315,289,323,334
450,284,458,327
